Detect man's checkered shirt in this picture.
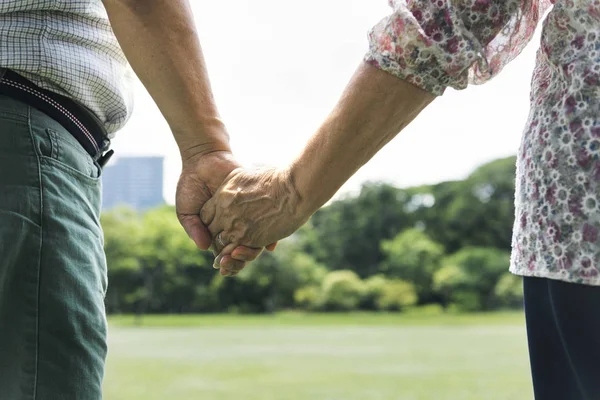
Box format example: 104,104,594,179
0,0,134,135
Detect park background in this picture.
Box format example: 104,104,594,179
101,0,545,398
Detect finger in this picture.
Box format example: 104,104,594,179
266,242,278,252
212,252,224,269
210,230,233,258
231,246,263,262
212,241,239,269
221,268,241,277
200,196,217,226
219,260,246,277
210,238,224,259
208,219,225,244
178,214,212,250
219,256,246,273
220,263,246,277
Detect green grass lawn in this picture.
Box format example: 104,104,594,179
104,312,533,400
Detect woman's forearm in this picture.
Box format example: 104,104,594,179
289,62,435,216
202,62,435,272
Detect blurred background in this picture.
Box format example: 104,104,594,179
101,1,542,399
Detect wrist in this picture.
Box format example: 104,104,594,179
179,139,232,164
283,161,322,219
174,117,233,162
178,151,241,218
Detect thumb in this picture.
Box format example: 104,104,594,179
200,196,217,226
178,214,212,250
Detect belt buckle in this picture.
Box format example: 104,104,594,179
96,139,113,168
97,149,114,169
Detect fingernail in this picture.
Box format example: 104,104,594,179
235,254,247,261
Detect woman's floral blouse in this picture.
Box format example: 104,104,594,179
366,0,600,284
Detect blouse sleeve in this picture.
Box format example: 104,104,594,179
366,0,552,95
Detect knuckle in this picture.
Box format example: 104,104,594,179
199,208,210,223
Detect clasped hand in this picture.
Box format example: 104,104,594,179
200,166,309,276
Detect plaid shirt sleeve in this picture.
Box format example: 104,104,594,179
0,0,134,136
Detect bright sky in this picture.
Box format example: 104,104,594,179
111,0,541,204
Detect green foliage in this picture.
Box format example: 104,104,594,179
362,275,417,311
209,241,328,313
101,157,521,315
309,184,413,277
102,206,214,315
375,279,418,311
294,286,322,311
275,244,328,288
136,206,212,314
361,275,388,310
420,157,516,254
304,157,516,280
321,270,365,311
494,273,524,309
380,229,444,303
102,206,143,271
434,247,511,311
101,207,144,313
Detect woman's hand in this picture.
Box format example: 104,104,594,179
201,62,434,276
200,166,311,276
176,151,266,270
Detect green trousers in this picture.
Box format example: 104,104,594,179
0,95,107,399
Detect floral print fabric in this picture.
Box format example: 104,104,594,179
366,0,600,284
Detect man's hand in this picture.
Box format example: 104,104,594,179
176,150,267,272
176,150,239,250
200,62,434,277
200,167,310,276
102,0,272,268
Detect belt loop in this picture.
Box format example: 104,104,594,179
0,68,6,81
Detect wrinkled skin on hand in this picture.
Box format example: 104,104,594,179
175,151,264,271
201,167,310,276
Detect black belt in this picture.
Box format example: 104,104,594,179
0,68,114,167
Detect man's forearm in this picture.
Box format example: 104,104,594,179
289,62,435,215
102,0,230,160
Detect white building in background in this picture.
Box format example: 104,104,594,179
102,156,165,211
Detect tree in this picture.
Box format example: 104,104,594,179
421,157,516,253
212,241,328,313
309,183,414,277
380,229,445,303
434,247,511,311
100,156,519,315
361,275,388,310
306,157,516,278
321,270,365,311
376,279,418,311
494,273,523,309
294,286,322,311
101,207,143,313
137,207,212,315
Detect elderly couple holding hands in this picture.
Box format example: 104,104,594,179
182,0,600,398
181,0,600,397
1,0,599,398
